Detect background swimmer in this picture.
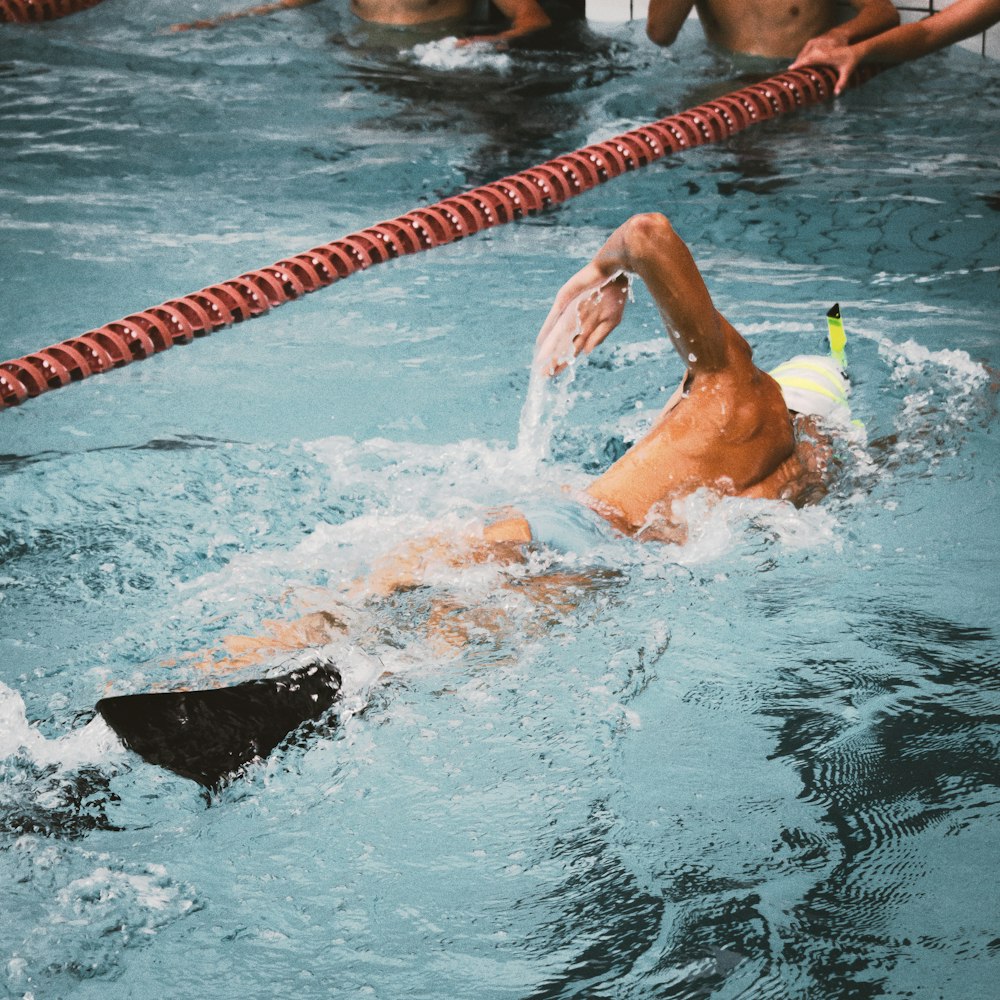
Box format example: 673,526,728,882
793,0,1000,93
644,0,899,60
170,0,553,45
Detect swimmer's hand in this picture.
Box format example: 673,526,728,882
790,36,861,95
534,268,630,376
456,35,510,49
458,1,550,47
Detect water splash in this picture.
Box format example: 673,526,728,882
513,361,581,473
408,37,513,72
0,682,119,771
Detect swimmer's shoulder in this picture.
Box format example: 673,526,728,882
739,418,832,505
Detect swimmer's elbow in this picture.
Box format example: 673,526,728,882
523,11,552,34
644,2,686,46
646,21,681,46
621,212,678,268
874,1,901,32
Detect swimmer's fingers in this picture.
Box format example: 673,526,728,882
572,273,629,354
535,302,622,376
832,56,856,95
535,291,594,375
534,314,578,376
535,266,625,376
456,35,510,49
574,316,619,359
536,263,605,344
790,39,857,95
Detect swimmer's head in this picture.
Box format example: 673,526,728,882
769,354,852,424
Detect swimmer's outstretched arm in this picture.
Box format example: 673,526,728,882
170,0,319,31
534,212,726,377
790,0,899,65
459,0,551,45
792,0,1000,94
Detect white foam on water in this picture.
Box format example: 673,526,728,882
514,362,583,473
740,321,819,335
609,337,672,367
885,337,989,386
0,682,122,770
408,36,512,72
659,491,843,569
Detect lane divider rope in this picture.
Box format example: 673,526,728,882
0,63,879,409
0,0,106,22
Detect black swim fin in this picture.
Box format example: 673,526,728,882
95,659,342,789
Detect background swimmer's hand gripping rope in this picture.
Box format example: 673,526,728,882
0,0,106,22
0,63,880,410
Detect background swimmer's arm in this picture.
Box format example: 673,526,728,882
460,0,551,45
792,0,1000,94
644,0,696,47
793,0,898,60
170,0,319,31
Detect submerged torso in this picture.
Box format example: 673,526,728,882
696,0,836,57
351,0,471,26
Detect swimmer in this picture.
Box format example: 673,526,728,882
362,211,841,596
529,212,833,538
169,0,552,46
95,214,851,786
793,0,1000,94
645,0,899,60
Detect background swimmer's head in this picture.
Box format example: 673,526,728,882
769,354,852,424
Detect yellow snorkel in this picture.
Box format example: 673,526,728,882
827,303,847,369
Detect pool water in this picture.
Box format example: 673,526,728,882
2,4,999,998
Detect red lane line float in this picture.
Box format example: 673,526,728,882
67,335,116,370
472,186,516,225
220,278,271,317
0,371,30,406
306,244,356,278
440,194,491,232
403,207,455,246
106,321,156,359
0,0,106,23
499,174,545,214
1,360,44,398
86,330,132,366
24,352,71,388
45,342,93,379
0,65,879,409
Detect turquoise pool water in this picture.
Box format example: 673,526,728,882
2,4,999,998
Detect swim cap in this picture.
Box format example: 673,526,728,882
769,354,852,423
